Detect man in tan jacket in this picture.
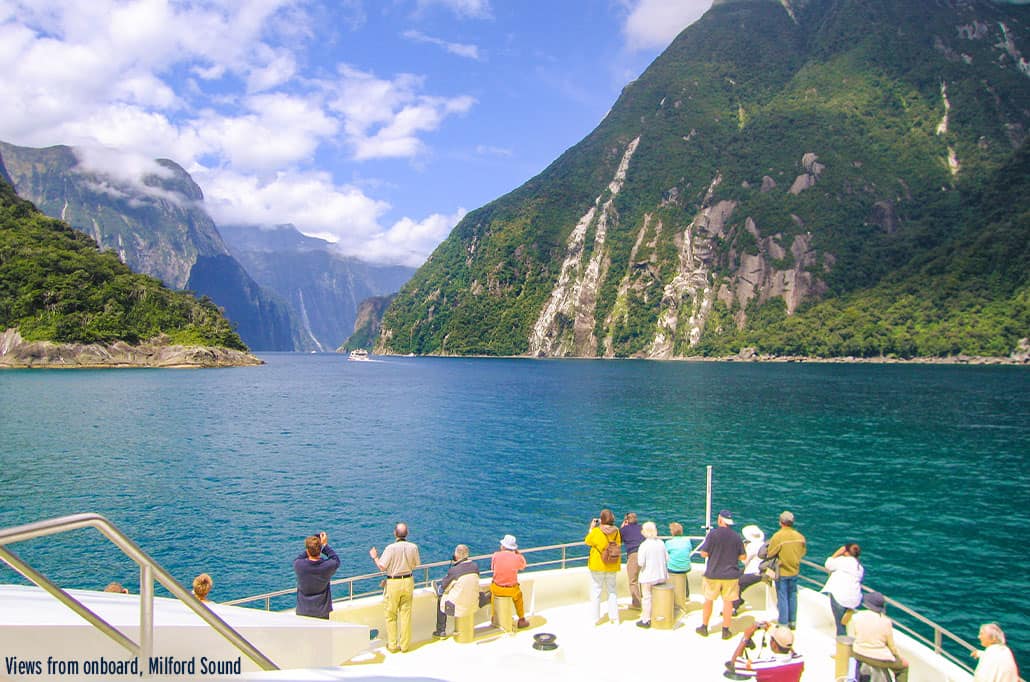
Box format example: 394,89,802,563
766,510,806,629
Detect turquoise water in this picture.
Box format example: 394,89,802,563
1,355,1027,664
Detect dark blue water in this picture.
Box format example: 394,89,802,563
1,355,1027,663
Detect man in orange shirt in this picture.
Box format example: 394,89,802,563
490,534,530,629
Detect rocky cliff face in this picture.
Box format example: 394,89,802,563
0,142,300,351
339,295,395,352
378,0,1030,358
0,142,225,289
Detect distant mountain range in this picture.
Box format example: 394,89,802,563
219,224,413,351
0,142,412,351
378,0,1029,358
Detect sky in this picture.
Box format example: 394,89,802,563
0,0,715,267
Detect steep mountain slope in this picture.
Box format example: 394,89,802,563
339,295,396,352
0,142,299,350
220,224,413,351
0,142,224,289
379,0,1029,358
0,174,246,352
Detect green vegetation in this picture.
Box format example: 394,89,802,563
0,179,247,350
379,0,1029,359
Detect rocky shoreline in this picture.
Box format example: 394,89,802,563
0,329,263,369
373,339,1030,365
703,344,1030,366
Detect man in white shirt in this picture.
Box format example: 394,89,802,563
972,622,1020,682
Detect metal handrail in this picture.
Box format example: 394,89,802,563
797,557,985,677
227,536,710,609
224,539,617,608
0,513,278,672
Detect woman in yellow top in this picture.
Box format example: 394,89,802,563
584,508,621,625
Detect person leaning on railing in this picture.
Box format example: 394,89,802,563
821,543,863,636
971,622,1020,682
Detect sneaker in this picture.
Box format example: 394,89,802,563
696,625,709,637
636,620,651,629
722,627,733,640
517,618,530,629
432,630,447,638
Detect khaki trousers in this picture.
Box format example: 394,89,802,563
626,551,641,607
384,576,414,651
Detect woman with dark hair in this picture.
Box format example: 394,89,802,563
822,543,864,636
584,508,621,625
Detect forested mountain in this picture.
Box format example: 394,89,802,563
339,295,396,352
379,0,1030,358
0,175,246,351
220,224,413,351
0,142,298,350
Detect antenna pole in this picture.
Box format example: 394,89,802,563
704,465,713,532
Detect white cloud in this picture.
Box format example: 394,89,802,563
622,0,712,51
328,65,476,161
402,29,481,60
475,144,512,157
72,145,194,206
0,0,478,267
415,0,491,19
191,63,226,81
193,93,339,171
365,209,467,267
246,46,298,93
197,167,462,267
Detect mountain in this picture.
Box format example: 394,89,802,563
0,142,298,351
339,295,395,352
0,171,250,357
379,0,1030,358
219,224,413,351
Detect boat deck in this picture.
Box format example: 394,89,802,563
245,566,971,682
0,568,976,681
255,592,837,681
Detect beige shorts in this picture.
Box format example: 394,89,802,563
702,577,740,602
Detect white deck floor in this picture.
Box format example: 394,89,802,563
0,571,975,682
246,568,971,682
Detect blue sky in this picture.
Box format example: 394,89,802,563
0,0,714,266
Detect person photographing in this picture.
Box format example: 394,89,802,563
294,531,340,619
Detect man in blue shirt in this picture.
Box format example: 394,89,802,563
294,532,340,619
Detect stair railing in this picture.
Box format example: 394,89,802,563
0,512,278,672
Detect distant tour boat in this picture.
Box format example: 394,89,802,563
348,349,370,361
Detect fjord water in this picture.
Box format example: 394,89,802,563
1,356,1027,662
